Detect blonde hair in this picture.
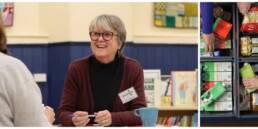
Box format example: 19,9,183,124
89,14,126,51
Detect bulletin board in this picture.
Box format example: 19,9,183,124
0,3,14,27
154,2,198,29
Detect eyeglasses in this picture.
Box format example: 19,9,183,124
89,31,118,41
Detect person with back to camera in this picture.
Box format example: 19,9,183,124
0,15,55,126
59,14,147,127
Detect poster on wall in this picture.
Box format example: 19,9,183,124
154,2,198,29
0,3,14,27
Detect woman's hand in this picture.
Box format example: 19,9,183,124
72,111,90,126
95,110,112,126
242,77,258,88
43,106,55,124
237,2,251,16
202,33,215,52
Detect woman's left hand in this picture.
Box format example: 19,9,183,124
94,110,112,126
43,106,55,124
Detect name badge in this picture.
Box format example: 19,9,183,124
118,87,138,104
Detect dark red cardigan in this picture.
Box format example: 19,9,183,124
59,56,146,126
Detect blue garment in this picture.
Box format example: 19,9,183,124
201,2,214,34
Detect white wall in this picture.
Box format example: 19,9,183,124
68,3,134,43
39,3,70,43
132,3,198,44
6,3,48,44
6,3,198,44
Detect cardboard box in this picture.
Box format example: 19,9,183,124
201,82,226,110
216,92,232,102
202,62,232,72
205,101,233,111
203,71,232,82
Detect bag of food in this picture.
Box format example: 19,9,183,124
240,6,258,33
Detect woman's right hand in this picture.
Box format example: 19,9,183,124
72,111,90,126
202,33,215,52
242,77,258,88
237,2,251,16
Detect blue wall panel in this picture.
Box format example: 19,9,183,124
70,43,92,60
47,43,72,116
8,42,197,123
126,43,197,74
8,45,49,104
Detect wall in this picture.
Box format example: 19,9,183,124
6,3,198,44
6,3,48,44
39,3,70,42
132,3,198,44
68,3,134,42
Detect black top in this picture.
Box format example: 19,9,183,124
89,53,124,112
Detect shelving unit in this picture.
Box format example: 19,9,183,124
201,3,258,126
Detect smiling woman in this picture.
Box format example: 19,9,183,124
59,14,147,127
88,15,126,64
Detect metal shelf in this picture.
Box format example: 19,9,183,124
239,112,258,119
201,112,234,118
201,56,234,62
239,57,258,62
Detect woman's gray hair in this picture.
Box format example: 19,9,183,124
89,14,126,51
